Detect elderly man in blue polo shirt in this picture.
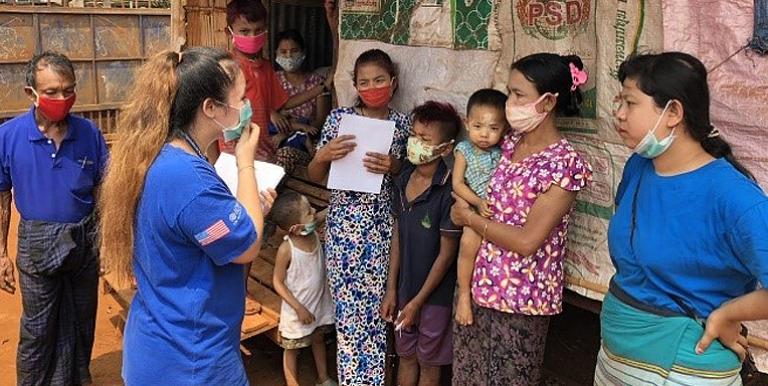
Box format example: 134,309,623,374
0,51,108,386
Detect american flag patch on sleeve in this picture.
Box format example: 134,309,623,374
195,219,231,246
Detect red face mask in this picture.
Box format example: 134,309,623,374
358,85,392,109
32,90,76,122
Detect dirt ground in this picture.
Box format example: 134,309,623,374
0,208,324,386
0,206,600,386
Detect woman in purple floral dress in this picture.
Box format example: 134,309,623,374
450,53,593,385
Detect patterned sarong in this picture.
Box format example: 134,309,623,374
16,215,99,386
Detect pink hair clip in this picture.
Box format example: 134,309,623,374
569,62,588,91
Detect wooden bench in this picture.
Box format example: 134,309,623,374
102,163,329,351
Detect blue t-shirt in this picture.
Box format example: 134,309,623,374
0,107,108,223
122,145,257,386
608,154,768,318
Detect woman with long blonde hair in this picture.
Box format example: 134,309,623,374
98,47,273,385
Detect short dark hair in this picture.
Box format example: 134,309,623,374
510,53,585,117
466,88,507,116
275,29,305,51
268,191,304,230
25,51,76,89
412,101,462,142
226,0,268,27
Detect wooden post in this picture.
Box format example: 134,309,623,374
170,0,187,51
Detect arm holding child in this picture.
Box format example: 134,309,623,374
451,186,576,257
281,75,333,111
452,151,492,217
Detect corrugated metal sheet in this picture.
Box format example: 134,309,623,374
182,0,333,71
269,1,333,71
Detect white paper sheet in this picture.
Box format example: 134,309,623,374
214,153,285,194
327,114,396,194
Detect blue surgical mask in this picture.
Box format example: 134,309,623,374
634,100,676,159
214,99,253,142
298,221,316,236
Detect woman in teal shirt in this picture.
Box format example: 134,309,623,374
596,52,768,385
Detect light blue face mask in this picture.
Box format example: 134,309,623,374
297,221,316,236
215,99,253,142
634,100,676,159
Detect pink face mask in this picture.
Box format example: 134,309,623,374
229,27,266,55
505,93,557,134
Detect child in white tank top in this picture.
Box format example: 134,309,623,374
271,192,336,386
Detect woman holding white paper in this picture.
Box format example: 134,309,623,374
308,49,411,386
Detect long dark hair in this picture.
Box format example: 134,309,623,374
618,52,754,179
510,53,585,117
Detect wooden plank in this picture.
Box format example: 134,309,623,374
259,246,278,265
283,188,328,209
289,165,328,186
103,132,120,145
247,278,282,319
565,275,609,295
271,0,324,7
0,6,171,15
170,0,186,51
563,290,602,314
249,257,275,291
283,178,330,202
102,269,281,343
241,312,273,335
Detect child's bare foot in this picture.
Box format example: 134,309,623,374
315,378,338,386
455,293,474,326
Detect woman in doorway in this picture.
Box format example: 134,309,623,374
273,29,332,174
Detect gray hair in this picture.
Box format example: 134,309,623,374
25,51,76,89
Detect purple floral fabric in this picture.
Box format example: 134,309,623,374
471,133,593,316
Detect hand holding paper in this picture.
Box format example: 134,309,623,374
363,151,396,175
315,134,357,163
214,153,285,194
327,114,396,194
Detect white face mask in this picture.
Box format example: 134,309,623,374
633,100,676,159
505,93,557,134
275,53,305,73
